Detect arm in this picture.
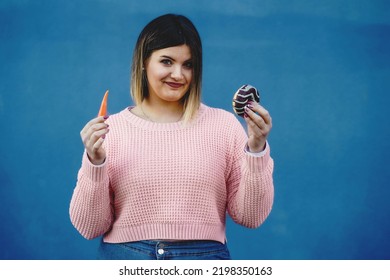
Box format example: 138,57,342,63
69,153,114,239
226,140,274,228
226,103,274,228
69,116,113,239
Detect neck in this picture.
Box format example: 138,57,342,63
141,99,184,123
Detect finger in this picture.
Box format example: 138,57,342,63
245,106,267,129
92,137,105,151
81,122,109,144
248,102,272,125
81,116,108,136
88,127,109,144
245,108,272,139
245,114,263,136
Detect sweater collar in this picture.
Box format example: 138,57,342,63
121,103,207,131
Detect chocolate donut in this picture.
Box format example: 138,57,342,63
232,84,260,117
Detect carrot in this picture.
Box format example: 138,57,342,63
97,90,109,117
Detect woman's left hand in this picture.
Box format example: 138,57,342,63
244,101,273,153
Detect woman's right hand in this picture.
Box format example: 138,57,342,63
80,116,110,165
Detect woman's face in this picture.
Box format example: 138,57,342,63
145,44,193,104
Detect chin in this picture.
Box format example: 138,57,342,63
161,92,187,102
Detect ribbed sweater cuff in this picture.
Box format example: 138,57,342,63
81,151,108,182
245,143,271,173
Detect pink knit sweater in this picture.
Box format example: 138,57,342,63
70,104,274,243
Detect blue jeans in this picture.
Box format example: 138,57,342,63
97,238,231,260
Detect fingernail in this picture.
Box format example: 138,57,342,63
102,134,106,139
103,115,109,120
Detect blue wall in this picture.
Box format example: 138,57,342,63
1,0,389,260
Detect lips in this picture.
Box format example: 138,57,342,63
165,82,184,89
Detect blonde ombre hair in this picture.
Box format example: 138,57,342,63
130,14,202,123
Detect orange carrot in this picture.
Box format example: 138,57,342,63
98,90,109,117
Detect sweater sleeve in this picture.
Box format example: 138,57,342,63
69,152,114,239
226,119,274,229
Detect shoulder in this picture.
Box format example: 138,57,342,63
104,107,131,125
199,104,248,151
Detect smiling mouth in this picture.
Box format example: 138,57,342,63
165,82,183,89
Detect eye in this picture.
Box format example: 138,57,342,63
161,59,172,65
183,61,193,69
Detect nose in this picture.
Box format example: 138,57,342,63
171,65,184,80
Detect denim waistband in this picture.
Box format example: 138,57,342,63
98,238,231,260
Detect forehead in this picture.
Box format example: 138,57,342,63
151,45,192,60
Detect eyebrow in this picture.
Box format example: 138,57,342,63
160,55,192,62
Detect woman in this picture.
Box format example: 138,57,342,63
70,14,274,260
